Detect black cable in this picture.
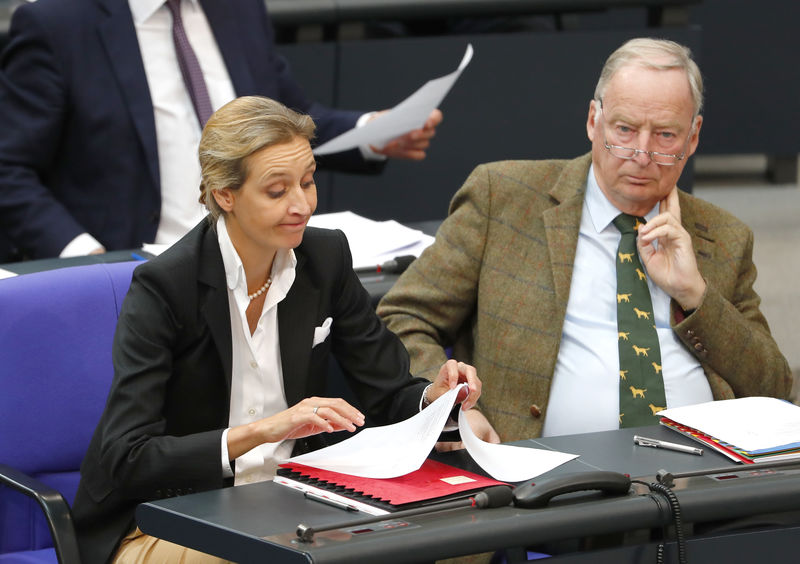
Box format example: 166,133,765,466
633,479,688,564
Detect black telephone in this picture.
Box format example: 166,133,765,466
512,471,632,509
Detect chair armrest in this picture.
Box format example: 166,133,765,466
0,463,82,564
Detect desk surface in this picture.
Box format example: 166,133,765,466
136,425,800,563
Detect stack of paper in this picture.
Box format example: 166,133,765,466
275,459,506,515
273,384,578,512
658,397,800,464
307,211,434,270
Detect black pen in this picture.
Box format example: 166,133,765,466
634,435,703,456
304,490,360,512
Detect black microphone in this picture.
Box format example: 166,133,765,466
296,485,513,542
354,255,416,275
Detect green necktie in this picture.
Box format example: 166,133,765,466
613,214,666,427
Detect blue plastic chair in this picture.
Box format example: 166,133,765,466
0,261,139,564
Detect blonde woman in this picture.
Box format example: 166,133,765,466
72,96,480,564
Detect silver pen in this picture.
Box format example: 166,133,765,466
634,435,703,456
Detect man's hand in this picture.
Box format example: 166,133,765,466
370,109,443,160
636,187,706,310
435,409,501,452
427,358,481,410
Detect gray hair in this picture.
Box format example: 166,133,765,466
198,96,316,221
594,37,704,117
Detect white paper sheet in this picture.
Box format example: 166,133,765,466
286,383,578,482
659,397,800,452
0,268,18,280
312,44,474,156
458,409,579,482
287,385,465,478
307,211,434,270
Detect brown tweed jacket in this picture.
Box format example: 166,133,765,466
378,153,792,442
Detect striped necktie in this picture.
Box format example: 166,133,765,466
165,0,214,127
613,213,666,427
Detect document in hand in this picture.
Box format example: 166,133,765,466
312,44,473,155
658,397,800,464
275,384,576,508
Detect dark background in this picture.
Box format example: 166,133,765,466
1,0,797,222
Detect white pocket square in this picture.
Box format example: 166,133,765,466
312,317,332,348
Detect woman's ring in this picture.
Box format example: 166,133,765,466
312,406,319,415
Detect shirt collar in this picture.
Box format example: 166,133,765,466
129,0,201,25
585,164,659,234
216,215,297,301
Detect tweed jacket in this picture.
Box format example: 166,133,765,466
72,220,429,564
378,153,791,442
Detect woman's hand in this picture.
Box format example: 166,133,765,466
226,397,364,461
426,359,481,410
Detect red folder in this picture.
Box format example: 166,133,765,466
276,458,507,511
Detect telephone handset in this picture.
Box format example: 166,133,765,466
512,471,632,509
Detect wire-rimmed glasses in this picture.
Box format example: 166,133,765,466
596,100,689,166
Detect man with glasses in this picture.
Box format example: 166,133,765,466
378,38,792,443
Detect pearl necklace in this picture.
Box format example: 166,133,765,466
247,277,272,301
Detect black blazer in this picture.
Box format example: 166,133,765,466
71,220,429,563
0,0,374,260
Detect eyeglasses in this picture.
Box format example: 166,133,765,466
595,100,689,167
603,140,686,166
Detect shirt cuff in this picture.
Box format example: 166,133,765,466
59,233,104,257
221,428,234,479
419,383,458,432
356,112,388,162
419,383,433,411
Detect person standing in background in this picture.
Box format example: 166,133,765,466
0,0,442,260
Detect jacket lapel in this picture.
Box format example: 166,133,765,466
678,189,717,279
95,0,160,192
196,223,233,392
278,251,320,407
200,0,255,94
543,154,592,323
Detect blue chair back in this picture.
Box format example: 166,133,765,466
0,261,138,561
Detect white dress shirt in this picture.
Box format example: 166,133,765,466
216,215,297,485
541,166,713,436
60,0,379,256
62,0,233,257
132,0,236,246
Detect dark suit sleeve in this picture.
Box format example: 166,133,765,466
325,229,430,423
81,262,227,505
0,4,86,257
253,0,384,174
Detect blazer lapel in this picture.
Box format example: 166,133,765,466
200,0,256,94
196,224,233,391
278,252,320,407
95,0,160,192
678,190,717,275
543,154,592,322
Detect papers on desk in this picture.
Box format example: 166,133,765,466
284,384,577,482
277,458,505,515
658,397,800,463
307,211,434,270
312,44,473,155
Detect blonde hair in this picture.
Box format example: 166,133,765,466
594,37,704,117
198,96,316,220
